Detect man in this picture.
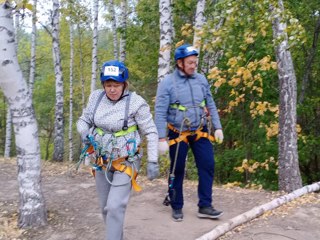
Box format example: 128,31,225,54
155,44,224,222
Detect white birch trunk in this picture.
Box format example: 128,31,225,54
69,22,74,162
109,0,118,60
52,0,65,161
271,0,302,192
196,181,320,240
170,0,175,40
0,2,47,228
193,0,206,55
91,0,99,92
29,0,37,98
4,5,20,158
119,0,127,62
77,24,86,108
157,0,173,83
4,106,12,158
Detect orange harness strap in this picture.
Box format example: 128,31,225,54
91,156,142,192
167,123,215,146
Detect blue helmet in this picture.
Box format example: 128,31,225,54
174,44,199,61
100,60,129,83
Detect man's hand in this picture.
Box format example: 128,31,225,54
147,162,160,180
214,129,224,144
158,139,169,155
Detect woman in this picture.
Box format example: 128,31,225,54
77,60,159,240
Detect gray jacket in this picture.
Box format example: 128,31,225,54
77,89,158,163
155,69,222,139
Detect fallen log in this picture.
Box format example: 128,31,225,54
196,181,320,240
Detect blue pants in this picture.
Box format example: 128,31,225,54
168,128,215,210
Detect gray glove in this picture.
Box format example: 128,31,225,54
147,162,159,180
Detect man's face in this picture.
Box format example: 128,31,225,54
177,55,198,76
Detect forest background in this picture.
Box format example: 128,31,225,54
0,0,319,192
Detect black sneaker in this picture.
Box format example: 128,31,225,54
198,206,223,219
172,208,183,222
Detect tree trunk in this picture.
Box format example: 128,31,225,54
193,0,206,55
157,0,173,83
119,0,127,62
77,24,86,109
0,2,47,228
109,0,118,60
196,181,320,240
271,0,302,192
69,21,74,162
91,0,99,92
4,106,12,158
52,0,65,162
29,0,37,98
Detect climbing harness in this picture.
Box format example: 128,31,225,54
78,91,142,191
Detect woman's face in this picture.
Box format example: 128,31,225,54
103,80,124,101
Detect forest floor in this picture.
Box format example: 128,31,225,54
0,157,320,240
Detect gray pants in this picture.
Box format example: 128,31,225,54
95,170,132,240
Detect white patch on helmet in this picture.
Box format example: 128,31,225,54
186,46,197,52
104,66,119,77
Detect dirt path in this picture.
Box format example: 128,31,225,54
1,158,319,240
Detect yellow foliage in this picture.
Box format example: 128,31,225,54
213,77,226,88
242,69,252,81
271,62,277,69
247,61,257,71
228,77,241,87
175,40,185,48
227,57,238,67
236,67,245,76
208,67,221,79
262,122,279,139
222,181,242,188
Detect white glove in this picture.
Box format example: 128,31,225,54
158,141,169,155
214,129,224,144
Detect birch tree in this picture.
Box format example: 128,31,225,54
193,0,206,55
3,3,20,158
68,18,74,162
0,2,47,227
4,105,12,158
271,0,302,192
157,0,173,83
119,0,127,62
29,0,37,98
52,0,65,161
91,0,99,92
109,0,118,60
77,23,86,108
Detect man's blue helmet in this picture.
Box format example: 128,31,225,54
100,60,129,83
174,44,199,61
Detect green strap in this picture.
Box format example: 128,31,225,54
170,103,187,111
95,125,138,137
114,125,138,137
170,100,206,111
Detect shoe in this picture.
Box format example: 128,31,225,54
172,208,183,222
198,206,223,219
